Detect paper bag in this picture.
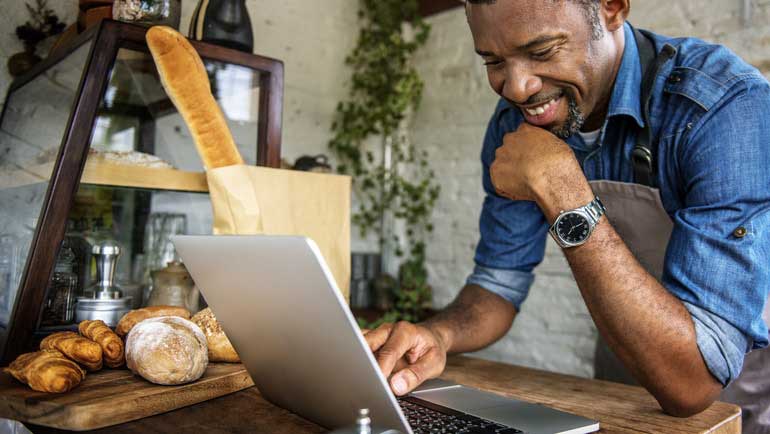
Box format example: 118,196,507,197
207,165,351,300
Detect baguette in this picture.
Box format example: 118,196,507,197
192,308,240,363
5,349,86,393
116,305,192,337
79,319,125,368
145,26,244,170
40,332,103,371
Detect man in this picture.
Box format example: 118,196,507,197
364,0,770,429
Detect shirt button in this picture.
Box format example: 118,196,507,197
733,226,747,238
668,74,681,83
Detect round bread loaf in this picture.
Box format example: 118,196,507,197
125,316,208,385
191,308,240,363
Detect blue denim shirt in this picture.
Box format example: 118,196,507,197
466,23,770,386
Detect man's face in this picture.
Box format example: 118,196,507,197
467,0,621,137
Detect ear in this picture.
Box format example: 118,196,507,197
602,0,630,33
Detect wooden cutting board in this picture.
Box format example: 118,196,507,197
0,363,254,431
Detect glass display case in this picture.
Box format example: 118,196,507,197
0,20,283,363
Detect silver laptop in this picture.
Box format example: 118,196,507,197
173,235,599,434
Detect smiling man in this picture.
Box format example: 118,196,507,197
364,0,770,428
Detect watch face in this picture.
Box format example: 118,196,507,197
556,212,591,245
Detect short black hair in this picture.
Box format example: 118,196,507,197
466,0,603,40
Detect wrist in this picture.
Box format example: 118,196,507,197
422,320,453,355
531,164,594,224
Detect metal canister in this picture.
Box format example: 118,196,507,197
75,240,132,326
74,297,132,327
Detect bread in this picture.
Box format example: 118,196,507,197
125,316,208,385
79,319,125,368
116,305,191,337
191,308,240,363
40,332,103,371
145,26,244,170
5,349,86,393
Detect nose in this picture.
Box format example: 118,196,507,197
503,64,543,105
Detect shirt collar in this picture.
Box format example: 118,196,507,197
606,22,645,129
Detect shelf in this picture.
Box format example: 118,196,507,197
0,163,55,190
81,160,208,193
0,160,208,193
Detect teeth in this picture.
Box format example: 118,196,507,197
525,98,557,117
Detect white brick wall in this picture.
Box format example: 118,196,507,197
415,0,770,378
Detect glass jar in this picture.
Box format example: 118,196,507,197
113,0,182,29
42,241,78,326
147,261,199,312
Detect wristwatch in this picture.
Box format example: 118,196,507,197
548,196,606,248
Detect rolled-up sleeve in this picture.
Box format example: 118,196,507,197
466,265,535,310
663,80,770,385
471,100,549,311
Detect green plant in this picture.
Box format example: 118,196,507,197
329,0,439,326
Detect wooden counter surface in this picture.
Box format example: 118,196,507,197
27,356,741,434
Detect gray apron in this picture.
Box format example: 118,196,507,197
589,179,770,433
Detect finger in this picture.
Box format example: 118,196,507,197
375,322,418,379
363,323,393,353
390,347,445,396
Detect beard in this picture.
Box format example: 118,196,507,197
549,90,586,139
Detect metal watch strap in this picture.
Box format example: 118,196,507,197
582,196,605,224
549,196,606,248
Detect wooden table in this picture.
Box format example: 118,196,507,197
27,356,741,433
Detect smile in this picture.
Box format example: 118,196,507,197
523,98,558,116
519,95,563,127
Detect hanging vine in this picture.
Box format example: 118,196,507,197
328,0,440,324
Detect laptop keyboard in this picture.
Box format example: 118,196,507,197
399,396,525,434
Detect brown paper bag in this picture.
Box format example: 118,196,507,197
206,165,351,300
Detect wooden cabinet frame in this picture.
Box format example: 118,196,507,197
0,20,283,363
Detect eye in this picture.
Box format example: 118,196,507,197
483,59,503,67
531,47,557,60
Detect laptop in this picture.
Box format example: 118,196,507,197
172,235,599,434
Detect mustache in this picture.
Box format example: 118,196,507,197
522,90,564,106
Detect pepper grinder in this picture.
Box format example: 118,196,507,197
75,240,132,326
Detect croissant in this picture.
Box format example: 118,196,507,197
116,305,191,337
40,331,103,371
79,320,125,368
4,349,86,393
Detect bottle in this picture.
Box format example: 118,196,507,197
42,240,78,326
113,0,182,28
0,234,17,317
189,0,254,53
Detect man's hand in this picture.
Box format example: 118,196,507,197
490,122,594,221
363,321,448,396
490,122,583,204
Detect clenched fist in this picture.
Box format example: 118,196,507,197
490,122,583,204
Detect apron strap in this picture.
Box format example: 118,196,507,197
631,26,677,187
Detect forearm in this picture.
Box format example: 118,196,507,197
422,284,517,355
536,181,721,416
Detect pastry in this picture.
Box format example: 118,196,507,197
79,319,125,368
191,308,240,363
40,332,103,371
126,316,208,385
116,305,191,337
145,26,244,170
4,349,86,393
